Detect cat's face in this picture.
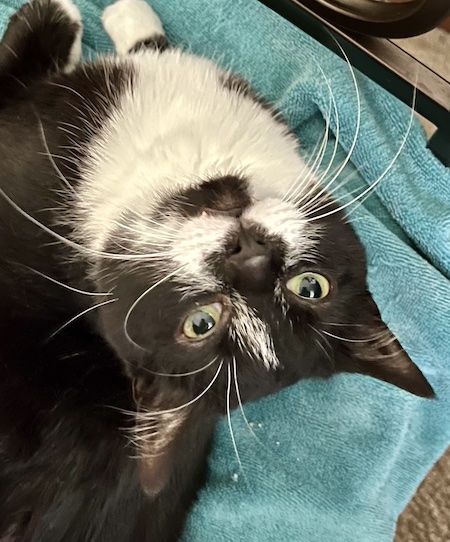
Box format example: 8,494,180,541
70,53,432,428
92,173,433,417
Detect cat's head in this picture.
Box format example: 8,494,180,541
90,171,433,406
72,57,433,494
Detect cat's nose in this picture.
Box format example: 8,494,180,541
226,229,274,290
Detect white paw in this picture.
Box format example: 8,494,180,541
51,0,83,72
102,0,164,56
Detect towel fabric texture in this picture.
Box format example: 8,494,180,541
1,0,450,540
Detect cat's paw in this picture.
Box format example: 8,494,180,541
49,0,83,72
102,0,165,56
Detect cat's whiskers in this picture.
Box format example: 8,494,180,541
295,39,361,216
322,322,366,327
306,86,416,222
293,84,340,207
226,363,247,484
36,116,77,195
131,361,224,432
49,82,105,123
17,264,112,297
309,325,335,370
143,356,220,378
123,270,179,351
282,116,329,203
284,108,331,203
301,173,367,218
0,179,178,262
46,297,117,342
232,357,265,445
322,329,388,343
286,63,341,205
281,51,345,204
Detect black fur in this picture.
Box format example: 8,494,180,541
0,1,434,541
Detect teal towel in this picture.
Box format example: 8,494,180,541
2,0,450,540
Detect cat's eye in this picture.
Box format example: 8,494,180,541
183,303,223,339
286,272,330,300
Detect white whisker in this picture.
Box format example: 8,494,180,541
19,264,112,297
132,361,224,426
296,36,361,215
232,357,262,443
226,363,246,479
123,270,178,350
145,356,219,377
46,298,117,342
36,116,76,194
0,182,174,262
308,86,416,222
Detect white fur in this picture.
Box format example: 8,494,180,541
52,0,83,73
168,214,238,295
243,199,321,267
102,0,164,56
74,25,322,373
77,50,314,254
230,294,279,370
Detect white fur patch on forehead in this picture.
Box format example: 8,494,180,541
167,213,238,296
75,50,316,254
243,198,321,267
229,293,279,370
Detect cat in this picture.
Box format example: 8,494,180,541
0,0,434,540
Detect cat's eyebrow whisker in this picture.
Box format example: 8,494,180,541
0,181,174,262
131,361,224,427
322,322,366,327
282,75,334,204
123,270,179,351
46,298,117,342
321,329,385,343
306,85,416,222
283,117,328,203
289,65,341,208
49,82,104,121
301,173,367,218
285,107,331,203
295,38,361,215
18,264,112,297
36,116,77,195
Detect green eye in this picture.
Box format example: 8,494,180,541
183,303,223,339
286,272,330,300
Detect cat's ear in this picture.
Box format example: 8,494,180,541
334,300,435,398
131,378,194,497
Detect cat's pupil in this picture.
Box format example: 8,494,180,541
299,277,322,299
192,311,216,335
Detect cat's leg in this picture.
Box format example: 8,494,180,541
102,0,169,56
0,0,82,99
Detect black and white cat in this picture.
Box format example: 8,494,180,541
0,0,434,540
